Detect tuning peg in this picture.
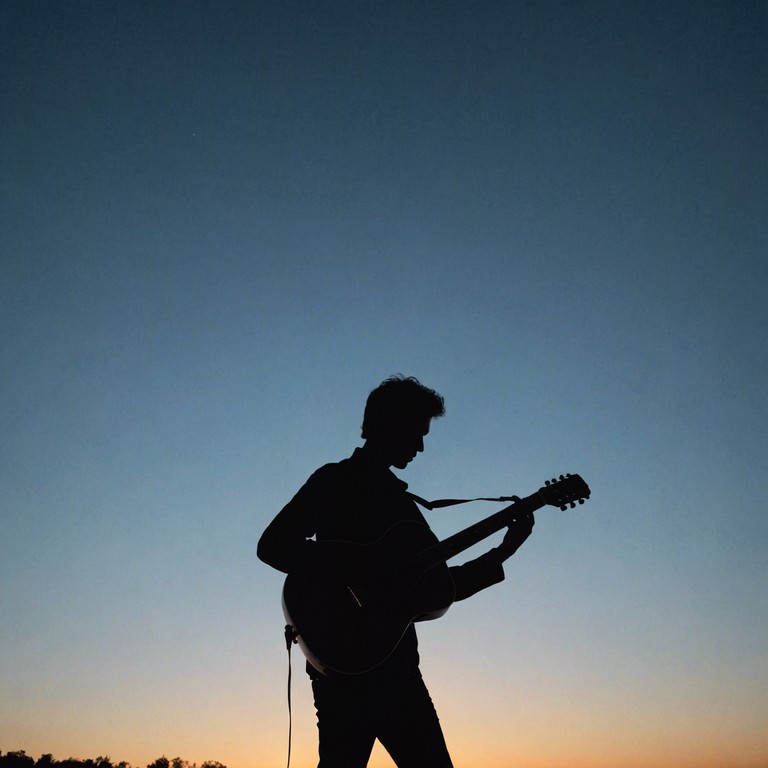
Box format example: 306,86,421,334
570,501,576,508
545,479,551,486
559,474,565,480
566,472,571,477
551,477,557,484
559,505,567,511
578,499,584,505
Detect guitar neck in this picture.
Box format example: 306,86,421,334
417,492,544,571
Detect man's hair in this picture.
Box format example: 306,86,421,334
361,375,445,439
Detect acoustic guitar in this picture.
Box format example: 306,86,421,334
282,473,590,675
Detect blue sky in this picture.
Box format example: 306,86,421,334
2,2,767,767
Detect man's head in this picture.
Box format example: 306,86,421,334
361,375,445,469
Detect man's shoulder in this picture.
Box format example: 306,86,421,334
304,453,358,488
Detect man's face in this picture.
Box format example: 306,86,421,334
382,417,431,470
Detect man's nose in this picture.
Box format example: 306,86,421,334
416,437,424,453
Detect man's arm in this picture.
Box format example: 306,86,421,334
257,468,331,574
449,510,535,601
258,464,360,577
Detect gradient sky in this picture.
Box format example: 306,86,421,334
2,2,767,767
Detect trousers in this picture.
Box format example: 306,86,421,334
311,667,454,768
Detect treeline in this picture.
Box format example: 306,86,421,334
0,752,226,768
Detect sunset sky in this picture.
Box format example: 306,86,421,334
2,2,767,767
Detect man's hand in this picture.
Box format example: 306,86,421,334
496,505,535,562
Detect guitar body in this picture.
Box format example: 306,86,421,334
282,520,456,675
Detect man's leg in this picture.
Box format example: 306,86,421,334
312,677,377,768
375,674,454,768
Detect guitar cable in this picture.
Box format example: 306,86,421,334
283,624,299,768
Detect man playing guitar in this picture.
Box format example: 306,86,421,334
258,375,537,767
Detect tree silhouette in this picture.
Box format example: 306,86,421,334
0,751,35,768
0,753,225,768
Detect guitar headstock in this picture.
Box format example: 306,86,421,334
538,473,590,510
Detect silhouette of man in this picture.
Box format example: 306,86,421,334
258,375,534,767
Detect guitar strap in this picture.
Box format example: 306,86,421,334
407,492,520,510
